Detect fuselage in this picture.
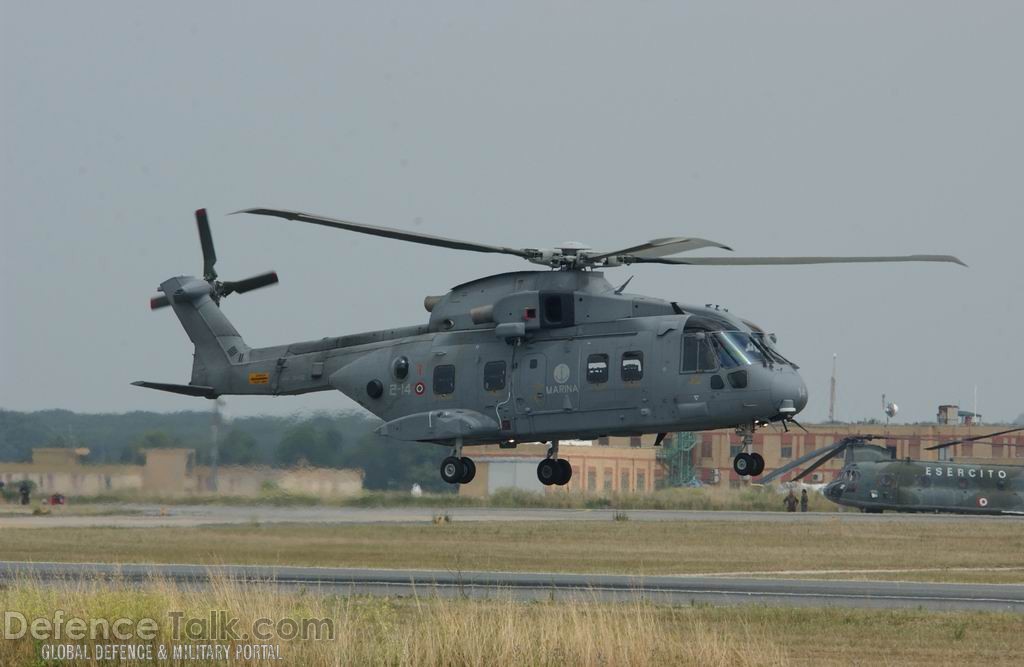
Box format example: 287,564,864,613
202,270,808,446
165,270,807,447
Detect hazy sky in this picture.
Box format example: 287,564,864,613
2,2,1021,423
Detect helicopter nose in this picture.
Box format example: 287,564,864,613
771,371,808,416
824,480,845,500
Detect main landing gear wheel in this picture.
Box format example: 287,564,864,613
460,457,476,484
733,453,753,476
537,458,572,486
441,456,469,484
557,459,572,485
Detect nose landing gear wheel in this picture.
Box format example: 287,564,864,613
749,452,765,476
733,452,753,476
440,456,467,484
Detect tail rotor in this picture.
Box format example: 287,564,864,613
150,208,279,309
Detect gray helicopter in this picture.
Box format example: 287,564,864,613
135,208,964,486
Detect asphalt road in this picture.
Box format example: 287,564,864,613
2,504,1023,528
2,561,1022,612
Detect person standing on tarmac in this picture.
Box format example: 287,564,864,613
784,490,799,512
800,489,809,512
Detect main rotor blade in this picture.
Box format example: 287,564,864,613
793,439,854,482
195,208,217,280
924,426,1024,451
629,254,967,267
587,237,733,262
759,439,850,484
237,208,535,259
220,271,279,296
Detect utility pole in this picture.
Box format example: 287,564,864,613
828,354,837,423
210,398,224,492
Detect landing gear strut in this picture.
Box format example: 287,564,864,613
537,440,572,486
732,423,765,477
440,437,476,485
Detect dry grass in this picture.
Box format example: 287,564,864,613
0,576,1020,666
3,518,1024,583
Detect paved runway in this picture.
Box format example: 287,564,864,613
2,561,1022,612
2,504,1022,528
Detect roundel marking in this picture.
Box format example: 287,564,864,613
978,497,989,507
414,381,426,396
553,363,571,384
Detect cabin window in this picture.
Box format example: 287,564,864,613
483,361,506,391
681,334,718,373
587,354,609,384
433,364,455,395
621,351,644,381
879,473,894,488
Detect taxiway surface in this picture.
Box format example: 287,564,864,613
2,561,1021,612
2,504,1022,529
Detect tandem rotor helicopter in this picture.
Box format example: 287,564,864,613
760,427,1024,515
135,208,964,487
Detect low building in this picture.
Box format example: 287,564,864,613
0,448,363,499
460,435,663,496
692,423,1023,487
459,424,1023,495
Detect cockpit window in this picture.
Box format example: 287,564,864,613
751,332,793,366
713,332,766,366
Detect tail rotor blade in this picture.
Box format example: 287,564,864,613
196,208,217,281
220,271,279,296
150,295,171,310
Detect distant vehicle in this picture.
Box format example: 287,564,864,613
135,208,962,487
761,427,1024,515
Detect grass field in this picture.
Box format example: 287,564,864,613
4,519,1024,583
0,576,1021,666
67,486,842,512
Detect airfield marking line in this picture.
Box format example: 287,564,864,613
700,566,1024,578
247,579,1024,604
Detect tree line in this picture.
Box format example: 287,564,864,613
0,409,450,492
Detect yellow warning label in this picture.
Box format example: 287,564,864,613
249,372,270,385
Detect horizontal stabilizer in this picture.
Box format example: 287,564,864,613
131,381,217,398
